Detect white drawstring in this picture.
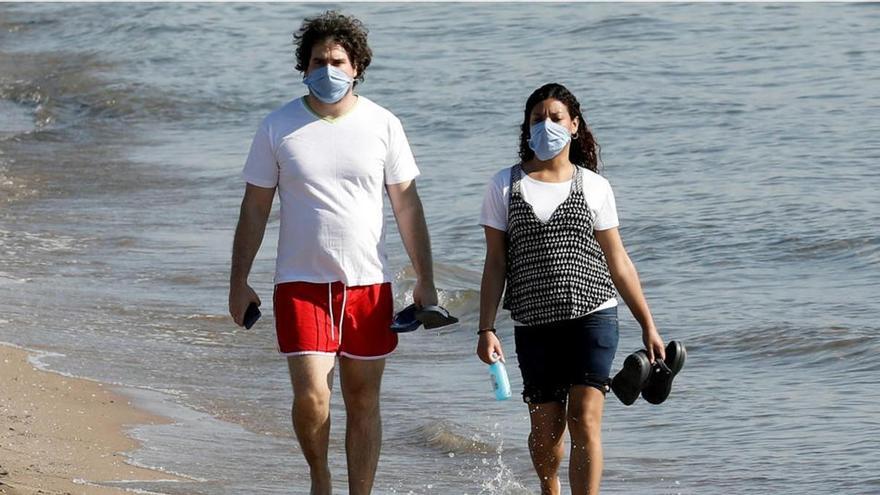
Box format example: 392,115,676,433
339,288,348,343
327,282,348,344
328,283,335,341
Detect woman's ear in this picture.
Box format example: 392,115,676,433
571,115,580,136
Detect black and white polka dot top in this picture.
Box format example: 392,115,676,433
502,164,617,326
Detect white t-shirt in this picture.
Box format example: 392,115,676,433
242,96,420,286
479,165,619,232
479,165,620,318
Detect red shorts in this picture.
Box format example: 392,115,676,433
273,281,397,359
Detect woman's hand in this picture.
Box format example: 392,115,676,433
642,327,666,363
476,331,505,365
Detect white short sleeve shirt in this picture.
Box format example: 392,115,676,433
242,96,420,286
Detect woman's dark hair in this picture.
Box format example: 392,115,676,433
294,11,372,85
518,83,601,173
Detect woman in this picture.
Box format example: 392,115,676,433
476,83,665,495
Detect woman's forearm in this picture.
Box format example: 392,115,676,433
479,255,506,330
608,253,656,333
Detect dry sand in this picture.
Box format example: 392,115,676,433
0,344,182,495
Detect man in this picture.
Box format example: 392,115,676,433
228,11,437,495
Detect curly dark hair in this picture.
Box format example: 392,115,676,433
518,83,601,173
293,11,372,85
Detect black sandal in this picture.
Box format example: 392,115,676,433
641,341,687,405
611,350,652,406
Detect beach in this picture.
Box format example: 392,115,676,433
0,344,178,495
1,3,879,493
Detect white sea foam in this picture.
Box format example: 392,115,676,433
73,478,174,495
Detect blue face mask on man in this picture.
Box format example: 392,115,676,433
303,65,353,104
528,119,572,161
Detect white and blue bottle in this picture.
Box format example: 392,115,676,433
489,353,512,401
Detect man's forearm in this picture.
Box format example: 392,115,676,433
395,200,434,284
230,201,271,287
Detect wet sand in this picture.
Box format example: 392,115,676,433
0,344,180,495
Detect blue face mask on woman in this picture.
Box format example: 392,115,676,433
303,65,353,104
528,119,572,161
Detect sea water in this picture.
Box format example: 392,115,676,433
1,4,879,494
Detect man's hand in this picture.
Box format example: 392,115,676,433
229,283,261,327
412,278,438,308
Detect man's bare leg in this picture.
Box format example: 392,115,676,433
288,355,336,495
339,356,385,495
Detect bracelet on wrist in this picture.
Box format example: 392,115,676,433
477,328,496,335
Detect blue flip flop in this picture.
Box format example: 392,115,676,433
390,304,421,333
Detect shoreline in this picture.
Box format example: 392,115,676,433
0,343,183,495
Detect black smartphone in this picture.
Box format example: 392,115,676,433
243,302,261,329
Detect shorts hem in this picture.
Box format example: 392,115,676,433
279,350,338,357
522,380,611,404
523,395,567,405
339,350,395,361
575,380,611,396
